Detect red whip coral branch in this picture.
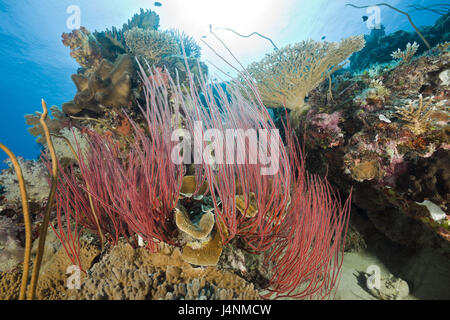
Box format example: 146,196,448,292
97,63,184,249
197,33,352,298
263,129,352,299
175,66,291,250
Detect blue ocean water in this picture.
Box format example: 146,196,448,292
0,0,446,168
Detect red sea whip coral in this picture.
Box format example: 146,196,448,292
52,49,351,298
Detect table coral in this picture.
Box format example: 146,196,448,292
246,36,365,116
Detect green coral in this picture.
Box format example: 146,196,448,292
124,28,180,65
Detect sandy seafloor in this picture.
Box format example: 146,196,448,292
335,244,450,300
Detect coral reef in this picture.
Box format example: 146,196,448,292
51,127,89,164
70,242,260,300
395,95,434,135
93,9,160,62
391,42,420,64
0,216,24,272
350,13,450,71
295,38,450,252
168,29,202,59
61,8,206,124
19,7,450,301
62,54,134,115
25,105,68,144
124,28,180,65
62,27,103,74
397,149,449,211
0,157,49,203
246,35,365,115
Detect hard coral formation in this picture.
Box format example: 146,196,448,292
391,42,420,64
0,269,21,299
124,28,180,65
168,29,202,59
123,8,160,32
179,175,209,198
35,240,100,300
175,205,215,240
70,242,259,300
246,35,365,115
350,160,380,182
395,95,434,135
93,8,160,62
181,223,226,267
62,54,133,115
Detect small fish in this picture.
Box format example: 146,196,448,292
321,36,326,40
362,16,368,22
154,2,162,7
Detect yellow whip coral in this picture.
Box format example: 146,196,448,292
246,35,365,116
